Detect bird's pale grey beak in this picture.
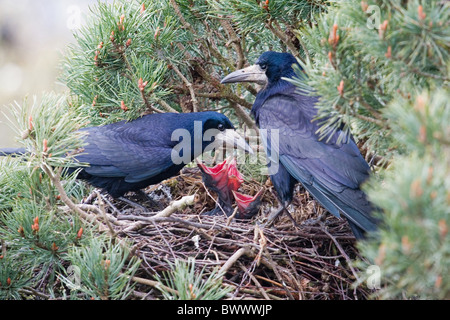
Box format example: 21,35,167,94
209,129,254,154
221,65,267,85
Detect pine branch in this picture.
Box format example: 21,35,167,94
170,64,199,112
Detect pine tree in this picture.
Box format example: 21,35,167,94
293,0,449,299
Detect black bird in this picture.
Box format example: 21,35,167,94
1,111,251,200
221,51,378,239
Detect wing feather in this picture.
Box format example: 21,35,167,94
257,92,377,233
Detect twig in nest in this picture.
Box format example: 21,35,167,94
95,191,116,237
219,247,249,275
226,207,239,226
123,194,197,232
130,276,178,296
320,224,360,282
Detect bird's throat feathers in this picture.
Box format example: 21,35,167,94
252,78,295,123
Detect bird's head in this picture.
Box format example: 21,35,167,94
198,111,253,155
221,51,299,87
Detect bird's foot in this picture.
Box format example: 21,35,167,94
263,205,302,229
303,213,327,226
117,196,147,212
263,206,286,228
134,189,165,210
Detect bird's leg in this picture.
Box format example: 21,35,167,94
264,205,286,228
135,189,164,210
117,196,147,212
264,202,301,228
82,189,99,205
303,201,327,226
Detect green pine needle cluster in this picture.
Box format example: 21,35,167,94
154,257,232,300
295,0,449,299
0,94,139,299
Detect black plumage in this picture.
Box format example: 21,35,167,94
1,111,250,199
221,51,378,239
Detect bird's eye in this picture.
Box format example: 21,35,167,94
260,64,267,70
218,123,225,131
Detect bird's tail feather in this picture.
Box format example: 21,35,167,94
0,148,27,157
304,182,378,239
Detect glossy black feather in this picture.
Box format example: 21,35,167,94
72,111,235,197
252,52,378,238
1,112,235,198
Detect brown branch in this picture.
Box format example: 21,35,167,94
267,19,300,58
122,194,197,232
169,0,195,34
219,19,245,69
170,64,199,112
41,164,96,225
219,247,249,275
154,98,179,113
130,276,178,295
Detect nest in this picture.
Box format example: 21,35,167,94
87,167,372,300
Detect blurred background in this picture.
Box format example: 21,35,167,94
0,0,106,147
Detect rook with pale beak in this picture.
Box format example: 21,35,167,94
1,111,252,203
221,51,379,239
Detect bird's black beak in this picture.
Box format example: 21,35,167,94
221,65,267,85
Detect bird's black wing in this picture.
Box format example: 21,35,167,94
76,122,177,183
258,93,378,234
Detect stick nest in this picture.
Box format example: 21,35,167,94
88,167,373,300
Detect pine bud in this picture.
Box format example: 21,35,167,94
418,125,427,143
401,235,412,254
410,179,423,198
120,100,128,112
379,20,388,39
94,50,99,66
414,94,427,113
154,26,161,40
328,24,339,48
51,242,59,252
126,38,132,47
140,3,145,14
31,216,40,233
328,51,333,64
18,225,25,237
361,1,368,12
138,78,148,91
43,139,48,153
418,5,426,21
188,283,197,299
21,129,30,139
28,115,33,131
385,46,392,59
118,14,125,31
92,95,98,107
77,227,84,240
337,80,344,96
438,219,448,240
